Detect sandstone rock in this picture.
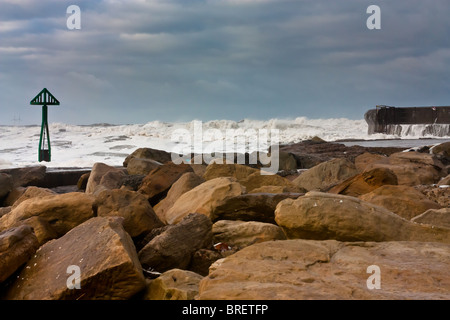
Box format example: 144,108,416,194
85,163,125,194
248,186,292,194
0,166,46,188
198,239,450,299
20,216,58,246
240,172,302,193
360,185,441,220
4,217,146,300
328,168,398,197
138,213,213,272
123,147,172,167
414,185,449,208
0,173,13,199
153,172,204,224
0,225,39,283
138,162,193,206
292,158,358,191
143,269,203,300
94,189,163,238
11,186,56,208
411,208,450,229
274,192,450,243
119,174,146,191
98,170,126,192
0,192,95,244
365,151,446,186
354,152,388,172
212,192,302,223
165,177,245,225
203,163,258,181
126,158,162,176
212,220,286,249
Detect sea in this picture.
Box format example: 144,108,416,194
0,117,449,170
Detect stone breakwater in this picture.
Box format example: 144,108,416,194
0,140,449,300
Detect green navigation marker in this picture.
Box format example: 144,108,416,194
30,88,60,162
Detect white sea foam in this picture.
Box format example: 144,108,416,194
0,117,448,169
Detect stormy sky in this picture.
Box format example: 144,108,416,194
1,0,450,125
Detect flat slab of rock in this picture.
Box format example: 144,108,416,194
198,239,450,300
0,225,39,283
275,192,450,243
364,151,446,186
411,208,450,229
360,185,441,220
4,217,145,300
292,158,358,191
142,269,203,300
212,192,302,223
212,220,286,249
0,192,95,245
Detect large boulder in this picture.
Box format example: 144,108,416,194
354,152,388,172
212,220,286,249
138,213,213,272
203,163,259,181
198,239,450,300
142,269,203,300
360,185,441,220
93,189,163,239
364,151,446,186
0,225,39,283
411,208,450,229
292,158,358,191
165,177,245,225
126,158,162,176
123,147,172,167
328,167,398,197
153,172,204,224
212,192,302,223
10,186,56,208
0,192,95,245
274,192,450,243
138,162,193,206
85,163,125,194
4,217,146,300
239,172,303,193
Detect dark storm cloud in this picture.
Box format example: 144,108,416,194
1,0,450,124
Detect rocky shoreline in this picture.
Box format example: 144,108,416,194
0,139,449,300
